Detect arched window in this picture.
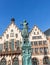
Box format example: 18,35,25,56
32,58,39,65
43,56,49,64
12,57,19,65
1,58,6,65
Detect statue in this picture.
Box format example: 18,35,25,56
21,20,32,65
21,20,29,43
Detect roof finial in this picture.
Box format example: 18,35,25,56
11,18,15,24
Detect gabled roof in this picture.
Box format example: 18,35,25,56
2,18,21,36
44,28,50,36
29,25,47,38
29,25,43,34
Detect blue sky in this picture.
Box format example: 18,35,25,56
0,0,50,35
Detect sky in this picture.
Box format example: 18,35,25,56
0,0,50,35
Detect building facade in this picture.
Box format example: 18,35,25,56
0,18,50,65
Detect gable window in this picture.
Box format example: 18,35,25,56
34,32,36,35
35,29,37,31
11,29,13,32
16,34,18,38
38,36,42,39
32,36,42,39
10,33,14,37
32,36,36,39
6,34,9,39
37,32,39,34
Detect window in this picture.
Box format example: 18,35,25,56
4,41,8,51
16,34,18,38
44,47,48,54
31,41,33,45
6,34,9,39
11,39,14,51
32,48,34,54
35,29,37,31
0,44,3,52
34,32,36,35
16,40,19,47
11,29,13,32
1,58,6,65
9,42,11,50
35,48,38,53
40,48,43,53
43,41,47,45
15,40,19,50
32,36,42,39
12,57,19,65
34,41,38,46
10,33,14,37
32,58,39,65
4,43,6,50
9,39,14,51
39,41,42,45
5,41,8,51
38,36,42,39
43,56,49,64
32,36,36,39
37,32,39,34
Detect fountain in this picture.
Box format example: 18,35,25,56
21,20,32,65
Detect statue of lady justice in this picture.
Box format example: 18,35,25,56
21,20,32,65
